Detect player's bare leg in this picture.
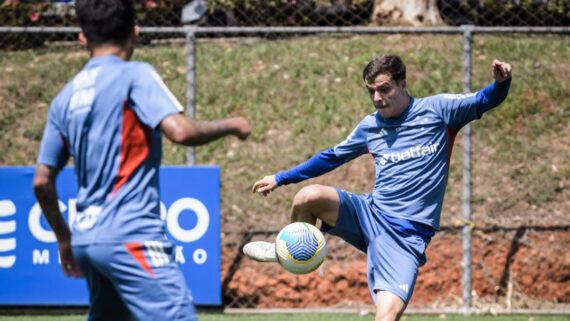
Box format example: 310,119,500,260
289,184,339,228
293,187,408,319
243,184,339,262
375,291,406,321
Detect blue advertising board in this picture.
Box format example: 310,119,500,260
0,166,220,305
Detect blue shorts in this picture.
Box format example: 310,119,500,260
73,240,197,321
321,188,428,305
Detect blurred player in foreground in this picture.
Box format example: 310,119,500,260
245,54,511,320
33,0,250,320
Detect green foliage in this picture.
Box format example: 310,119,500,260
451,0,569,26
205,0,372,26
0,1,72,26
0,1,75,49
135,0,186,26
0,0,185,27
0,0,187,49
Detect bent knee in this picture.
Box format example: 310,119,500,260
292,185,329,206
291,185,339,226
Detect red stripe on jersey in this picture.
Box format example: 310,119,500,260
113,101,152,196
125,242,154,277
446,125,458,167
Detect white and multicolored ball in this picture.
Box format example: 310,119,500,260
275,222,327,275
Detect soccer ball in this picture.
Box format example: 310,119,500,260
275,222,327,275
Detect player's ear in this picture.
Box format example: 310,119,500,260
78,32,88,48
134,25,140,37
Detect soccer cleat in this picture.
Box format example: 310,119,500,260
242,241,278,263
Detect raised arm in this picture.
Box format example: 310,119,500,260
160,113,251,146
476,60,513,116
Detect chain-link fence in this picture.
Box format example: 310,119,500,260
201,30,568,311
221,227,569,311
222,231,369,309
1,0,569,49
1,0,569,315
1,0,569,27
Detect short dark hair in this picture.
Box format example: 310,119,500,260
362,54,406,84
75,0,135,47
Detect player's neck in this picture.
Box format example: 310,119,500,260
395,94,412,117
404,94,411,109
90,45,131,61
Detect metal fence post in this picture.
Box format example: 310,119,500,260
186,27,197,166
461,24,474,312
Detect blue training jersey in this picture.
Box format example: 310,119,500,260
332,93,477,230
37,55,183,245
276,80,511,231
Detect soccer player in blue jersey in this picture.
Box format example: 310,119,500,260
32,0,251,320
244,54,512,320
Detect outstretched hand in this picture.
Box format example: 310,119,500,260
492,60,512,82
252,175,278,197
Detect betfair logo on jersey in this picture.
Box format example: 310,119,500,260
379,142,440,165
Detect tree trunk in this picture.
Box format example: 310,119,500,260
372,0,442,26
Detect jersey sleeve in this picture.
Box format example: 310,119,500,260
274,119,369,185
433,92,479,131
333,120,369,160
37,102,69,168
435,78,512,131
475,78,511,117
128,63,184,129
275,148,347,185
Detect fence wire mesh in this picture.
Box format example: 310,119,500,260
221,231,369,309
1,0,569,49
1,29,568,310
199,33,567,310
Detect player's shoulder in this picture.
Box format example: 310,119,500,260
412,95,441,108
414,93,445,103
50,79,75,110
124,60,159,76
123,61,164,85
438,92,477,100
415,93,474,108
426,92,477,112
